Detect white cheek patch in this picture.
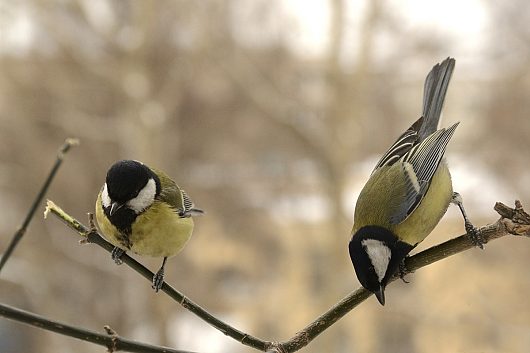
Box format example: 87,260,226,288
361,239,391,282
101,183,111,208
127,178,156,214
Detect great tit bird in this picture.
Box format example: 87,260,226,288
348,58,480,305
95,160,203,292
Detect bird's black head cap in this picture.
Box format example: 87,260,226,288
349,225,414,305
106,160,160,203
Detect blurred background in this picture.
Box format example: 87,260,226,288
1,1,529,352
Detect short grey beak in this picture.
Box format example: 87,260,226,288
109,202,124,216
374,286,385,306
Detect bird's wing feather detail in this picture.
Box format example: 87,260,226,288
389,122,458,225
389,164,428,224
372,117,423,172
182,190,194,212
180,189,204,217
153,167,203,217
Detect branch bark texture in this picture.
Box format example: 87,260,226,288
1,140,526,352
4,199,519,353
44,200,269,351
266,200,529,352
0,303,196,353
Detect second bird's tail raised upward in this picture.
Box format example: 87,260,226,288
419,57,456,140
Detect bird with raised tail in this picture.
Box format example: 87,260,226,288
348,58,481,305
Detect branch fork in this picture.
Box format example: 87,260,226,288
4,199,529,353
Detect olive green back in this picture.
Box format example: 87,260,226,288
150,167,185,212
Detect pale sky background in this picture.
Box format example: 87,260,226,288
282,0,488,63
2,0,489,62
1,0,509,226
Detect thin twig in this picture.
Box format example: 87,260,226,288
44,200,271,351
0,303,196,353
0,138,79,274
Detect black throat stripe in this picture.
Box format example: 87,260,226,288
103,203,137,249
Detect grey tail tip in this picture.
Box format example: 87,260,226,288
375,286,386,306
189,208,205,216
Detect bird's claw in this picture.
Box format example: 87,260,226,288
466,221,484,249
111,247,125,265
398,258,410,283
152,269,165,292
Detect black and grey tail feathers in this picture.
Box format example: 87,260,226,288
419,57,455,140
372,57,456,173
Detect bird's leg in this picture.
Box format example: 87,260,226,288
152,257,167,292
398,257,410,283
111,247,125,265
452,192,484,249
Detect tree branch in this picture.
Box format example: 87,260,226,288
266,201,530,353
0,138,79,273
39,200,528,353
43,200,271,351
0,303,196,353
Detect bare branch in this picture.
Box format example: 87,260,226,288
0,138,79,273
266,201,529,352
44,200,271,351
42,200,528,353
0,303,196,353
